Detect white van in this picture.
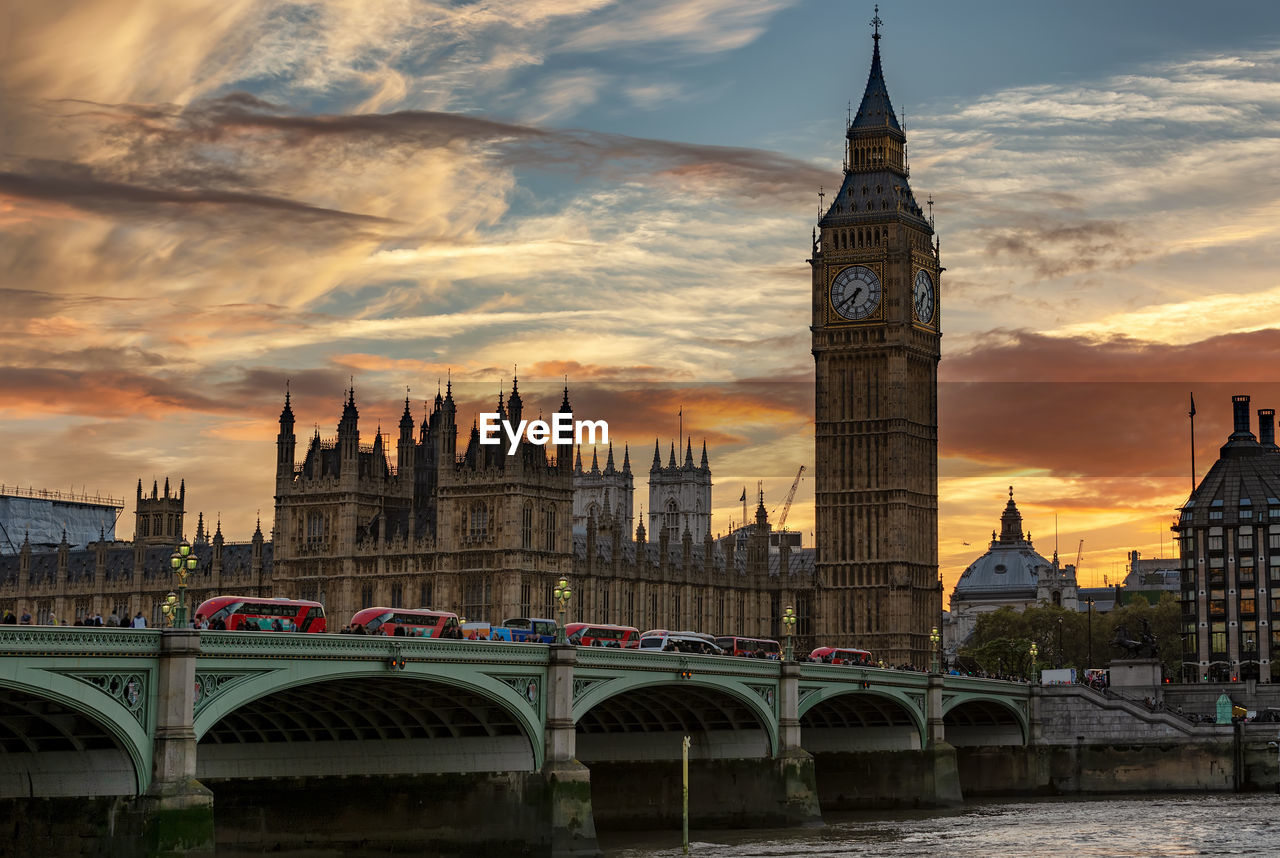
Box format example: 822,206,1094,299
638,632,725,655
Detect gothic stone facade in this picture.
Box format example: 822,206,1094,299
271,382,816,638
0,480,269,626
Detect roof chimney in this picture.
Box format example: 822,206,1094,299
1260,409,1277,451
1231,395,1255,440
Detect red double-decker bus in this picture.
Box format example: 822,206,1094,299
565,622,640,648
196,596,325,632
715,635,781,658
349,607,460,638
810,646,874,666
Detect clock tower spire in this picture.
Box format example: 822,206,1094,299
810,11,942,668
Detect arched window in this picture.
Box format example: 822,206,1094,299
522,503,533,549
665,499,679,537
544,507,557,552
1052,591,1062,606
470,502,488,539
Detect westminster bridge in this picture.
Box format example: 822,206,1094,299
1,628,1247,858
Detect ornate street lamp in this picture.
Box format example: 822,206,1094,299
1029,641,1040,684
169,540,198,628
553,577,572,644
782,605,797,661
1086,598,1096,668
929,626,941,674
159,591,178,627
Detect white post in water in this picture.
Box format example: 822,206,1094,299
682,734,691,853
1269,733,1280,793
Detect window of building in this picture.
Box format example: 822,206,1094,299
361,583,373,608
544,507,556,552
1241,596,1256,615
1211,622,1227,654
664,500,679,537
1242,630,1259,652
1240,532,1254,551
1182,592,1197,616
469,503,489,540
462,575,490,620
1207,536,1224,551
522,504,533,549
520,578,532,617
1182,622,1197,654
601,585,610,619
390,583,403,608
306,512,324,545
419,581,433,610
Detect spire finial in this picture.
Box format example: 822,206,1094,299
285,378,291,406
1009,485,1014,500
872,4,882,41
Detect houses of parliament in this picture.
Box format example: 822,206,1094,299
0,20,941,665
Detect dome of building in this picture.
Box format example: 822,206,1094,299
953,488,1055,600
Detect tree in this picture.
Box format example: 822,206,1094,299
959,594,1181,678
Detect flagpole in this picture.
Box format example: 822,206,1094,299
1189,392,1197,496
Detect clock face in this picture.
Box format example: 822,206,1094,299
829,265,882,321
913,270,935,325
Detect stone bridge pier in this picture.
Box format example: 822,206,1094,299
140,630,214,856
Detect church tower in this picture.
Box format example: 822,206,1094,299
811,10,942,666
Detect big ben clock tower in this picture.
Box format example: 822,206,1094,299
811,10,942,667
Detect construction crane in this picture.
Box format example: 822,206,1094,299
773,466,806,532
1076,539,1084,575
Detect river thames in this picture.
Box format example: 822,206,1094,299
599,794,1280,857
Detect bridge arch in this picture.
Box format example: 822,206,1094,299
0,670,152,796
573,676,779,761
798,687,926,751
942,693,1028,746
193,661,545,778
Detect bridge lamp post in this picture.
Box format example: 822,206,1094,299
1086,598,1095,667
929,626,941,674
169,540,197,628
159,592,178,628
782,605,796,661
1029,642,1039,684
553,577,572,644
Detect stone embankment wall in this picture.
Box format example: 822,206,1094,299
958,685,1239,796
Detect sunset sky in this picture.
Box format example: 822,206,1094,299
3,0,1279,600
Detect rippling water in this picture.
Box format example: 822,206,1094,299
600,794,1280,857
